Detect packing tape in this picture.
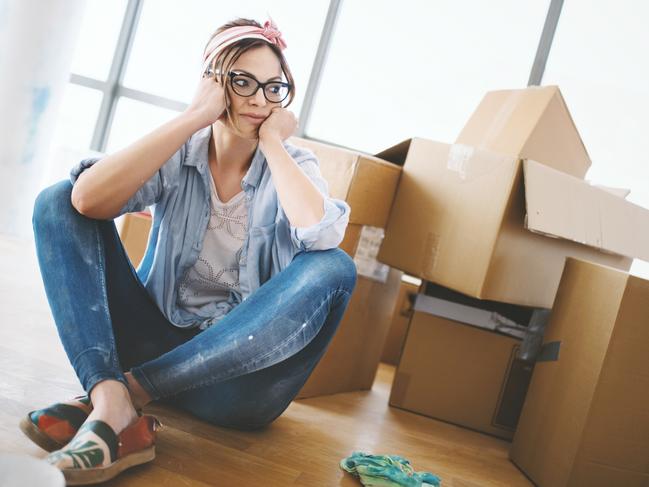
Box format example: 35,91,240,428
446,143,517,181
446,144,475,180
475,90,524,149
536,341,561,362
421,232,440,278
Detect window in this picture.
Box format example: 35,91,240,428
70,0,128,80
306,0,550,153
123,0,329,115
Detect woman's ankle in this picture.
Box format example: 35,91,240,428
124,371,152,410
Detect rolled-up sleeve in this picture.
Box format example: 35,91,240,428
288,154,350,252
69,144,186,217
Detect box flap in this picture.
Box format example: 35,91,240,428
457,86,591,178
413,293,527,339
592,184,631,199
523,160,649,261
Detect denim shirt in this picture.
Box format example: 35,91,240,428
69,126,351,330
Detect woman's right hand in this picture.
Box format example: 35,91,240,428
184,74,227,129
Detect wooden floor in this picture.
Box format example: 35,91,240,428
0,235,533,486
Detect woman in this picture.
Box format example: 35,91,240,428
24,17,356,484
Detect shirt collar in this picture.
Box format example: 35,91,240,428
183,125,265,189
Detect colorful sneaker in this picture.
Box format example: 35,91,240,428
19,395,93,452
46,414,162,485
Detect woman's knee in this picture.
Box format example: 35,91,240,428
32,180,77,231
296,247,357,295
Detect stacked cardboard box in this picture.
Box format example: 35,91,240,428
377,86,649,439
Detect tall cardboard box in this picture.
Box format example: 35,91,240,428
377,139,649,308
389,289,544,440
381,276,420,365
510,258,649,487
456,85,590,178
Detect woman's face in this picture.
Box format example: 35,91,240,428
223,45,284,138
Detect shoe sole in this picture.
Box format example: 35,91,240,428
19,415,65,452
62,446,156,485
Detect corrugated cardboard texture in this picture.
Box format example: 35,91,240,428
377,139,516,297
297,266,403,399
483,163,631,307
380,279,419,365
523,159,649,261
510,258,649,487
389,311,522,440
456,85,591,178
288,136,402,227
116,212,152,269
377,138,634,308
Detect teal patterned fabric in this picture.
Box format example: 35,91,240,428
340,451,441,487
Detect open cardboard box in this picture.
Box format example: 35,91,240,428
389,288,545,440
376,138,649,308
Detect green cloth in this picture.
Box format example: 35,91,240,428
340,451,441,487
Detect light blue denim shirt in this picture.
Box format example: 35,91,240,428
69,126,351,330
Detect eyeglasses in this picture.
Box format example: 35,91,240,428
224,71,292,104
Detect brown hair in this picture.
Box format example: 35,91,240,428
203,18,295,133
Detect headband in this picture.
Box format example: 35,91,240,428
202,17,288,75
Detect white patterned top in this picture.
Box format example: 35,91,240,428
176,172,248,316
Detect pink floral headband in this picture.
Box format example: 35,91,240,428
202,17,288,75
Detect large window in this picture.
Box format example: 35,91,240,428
59,0,328,153
306,0,550,153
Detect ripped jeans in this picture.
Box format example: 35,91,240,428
32,180,357,430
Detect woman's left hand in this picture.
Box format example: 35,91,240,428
258,107,298,143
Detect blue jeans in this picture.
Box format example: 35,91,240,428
32,180,357,430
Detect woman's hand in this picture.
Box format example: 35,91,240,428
183,74,227,129
258,107,298,145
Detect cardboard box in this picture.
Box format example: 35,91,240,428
510,258,649,487
389,291,539,440
115,211,152,268
288,136,403,227
297,223,403,398
456,85,590,178
380,276,420,365
376,138,649,307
